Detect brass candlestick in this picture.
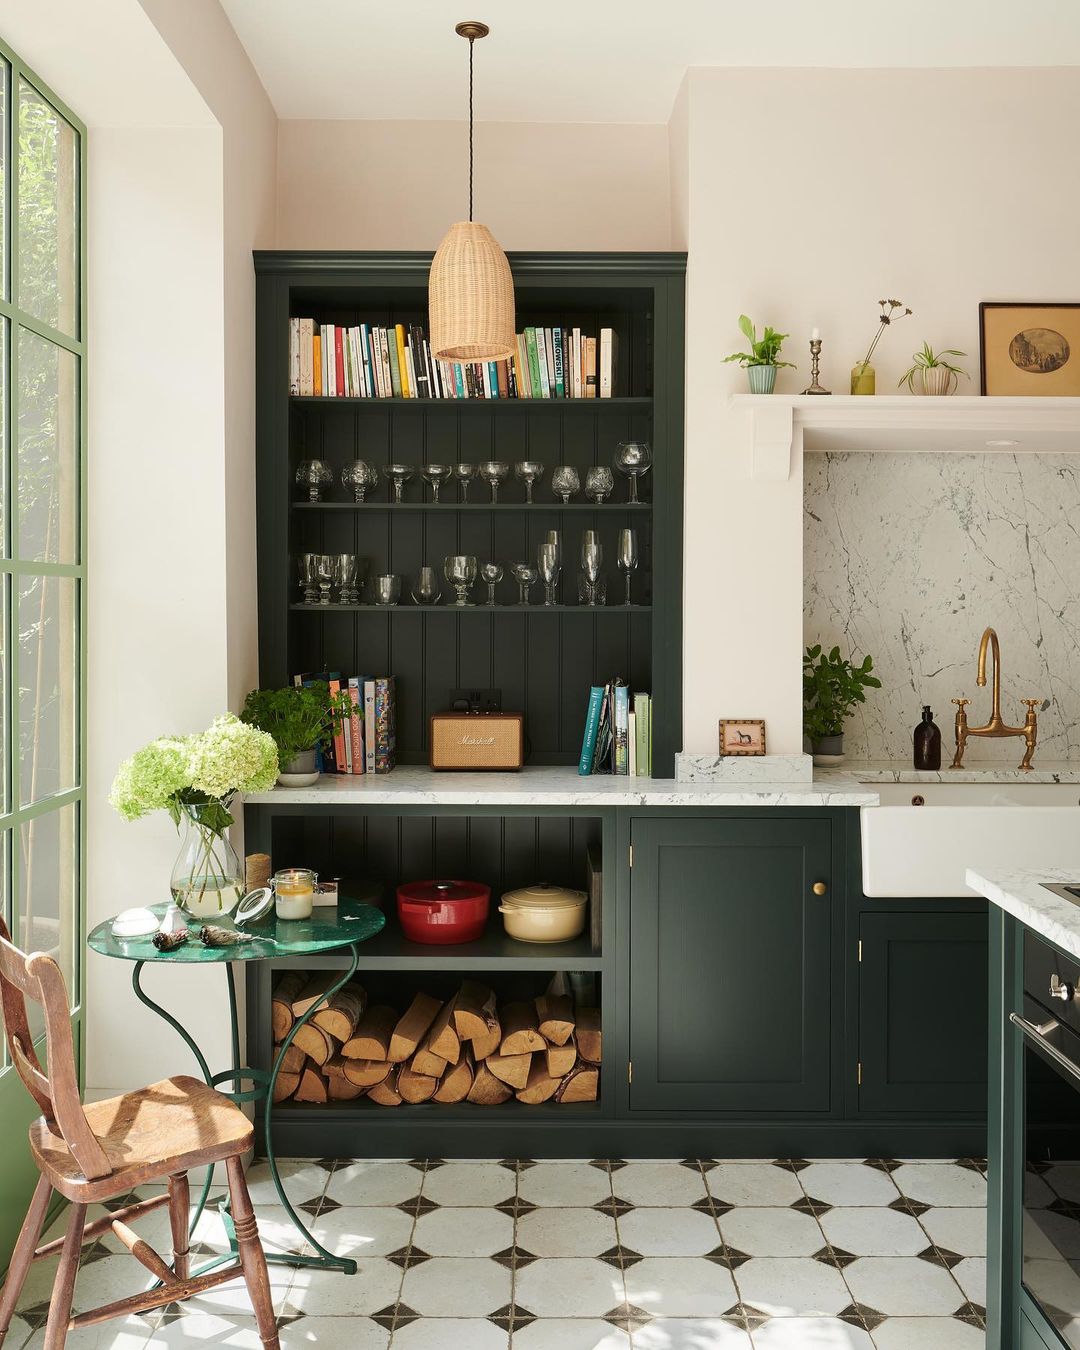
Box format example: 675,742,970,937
802,338,831,395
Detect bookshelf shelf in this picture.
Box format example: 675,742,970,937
290,395,653,410
292,501,653,513
290,604,652,614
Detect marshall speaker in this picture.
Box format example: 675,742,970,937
429,712,525,771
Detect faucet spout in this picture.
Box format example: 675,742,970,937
977,627,1002,723
951,625,1040,770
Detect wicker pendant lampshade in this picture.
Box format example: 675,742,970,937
429,22,515,362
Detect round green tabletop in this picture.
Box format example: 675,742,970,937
87,899,385,964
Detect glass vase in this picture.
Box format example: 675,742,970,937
170,803,244,919
850,362,876,395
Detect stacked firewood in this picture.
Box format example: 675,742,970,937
271,972,600,1106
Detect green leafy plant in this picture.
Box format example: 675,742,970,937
898,342,969,391
241,683,351,771
803,645,882,743
722,315,797,369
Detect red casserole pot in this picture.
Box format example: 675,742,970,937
396,879,490,945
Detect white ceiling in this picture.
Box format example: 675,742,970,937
221,0,1080,124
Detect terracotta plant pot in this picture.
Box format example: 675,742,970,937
746,365,777,394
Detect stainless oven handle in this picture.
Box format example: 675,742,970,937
1010,1012,1080,1088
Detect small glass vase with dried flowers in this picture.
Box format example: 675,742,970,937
851,299,913,395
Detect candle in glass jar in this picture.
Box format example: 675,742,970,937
273,868,315,920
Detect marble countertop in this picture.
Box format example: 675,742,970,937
966,866,1080,959
847,760,1080,784
245,765,879,808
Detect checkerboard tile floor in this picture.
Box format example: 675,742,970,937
9,1158,989,1349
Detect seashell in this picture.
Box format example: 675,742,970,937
152,928,190,952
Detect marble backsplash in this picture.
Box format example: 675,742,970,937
803,452,1080,762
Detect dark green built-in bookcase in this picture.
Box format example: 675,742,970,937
254,252,685,773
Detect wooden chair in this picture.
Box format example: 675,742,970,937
0,918,280,1350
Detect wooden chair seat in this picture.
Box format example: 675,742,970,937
29,1075,254,1203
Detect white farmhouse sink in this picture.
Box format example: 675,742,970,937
861,782,1080,897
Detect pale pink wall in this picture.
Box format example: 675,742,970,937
276,119,671,250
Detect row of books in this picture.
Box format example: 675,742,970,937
293,671,396,774
288,318,620,401
578,681,652,776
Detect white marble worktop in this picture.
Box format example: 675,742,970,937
245,765,879,808
850,760,1080,784
966,866,1080,959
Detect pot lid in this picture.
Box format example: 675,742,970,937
500,883,587,911
397,879,490,905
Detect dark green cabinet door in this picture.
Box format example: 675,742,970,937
858,910,987,1115
629,816,833,1113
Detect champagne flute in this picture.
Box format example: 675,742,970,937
580,539,603,607
538,542,561,606
617,528,639,606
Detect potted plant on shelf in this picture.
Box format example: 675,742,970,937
803,644,882,765
241,682,351,787
723,315,797,394
109,714,279,917
899,342,968,396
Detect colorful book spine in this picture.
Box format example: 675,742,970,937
525,328,543,400
552,326,565,397
374,677,396,774
578,686,605,776
633,693,650,778
613,685,630,775
347,678,364,774
364,680,377,772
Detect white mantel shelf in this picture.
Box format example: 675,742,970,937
731,394,1080,480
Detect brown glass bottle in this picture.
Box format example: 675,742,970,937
913,706,941,770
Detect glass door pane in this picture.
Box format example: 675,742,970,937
18,803,78,1035
17,78,78,337
17,329,78,565
17,573,78,806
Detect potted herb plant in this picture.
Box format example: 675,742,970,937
899,342,968,396
723,315,797,394
241,682,350,787
803,644,882,765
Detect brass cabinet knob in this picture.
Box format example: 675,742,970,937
812,881,827,896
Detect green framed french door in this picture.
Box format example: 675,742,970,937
0,38,87,1265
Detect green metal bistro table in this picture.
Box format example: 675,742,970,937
87,898,385,1275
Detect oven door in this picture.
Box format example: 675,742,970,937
1015,997,1080,1346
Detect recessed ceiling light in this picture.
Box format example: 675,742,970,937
986,438,1019,447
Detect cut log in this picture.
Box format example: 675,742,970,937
292,1021,339,1066
433,1047,475,1104
271,972,306,1041
342,1057,393,1089
453,981,499,1041
389,993,443,1063
471,1015,502,1061
486,1052,532,1091
312,982,367,1042
411,1044,449,1078
516,1059,561,1104
500,1001,546,1055
323,1053,349,1080
294,1066,329,1103
545,1039,577,1078
466,1061,513,1105
342,1004,398,1061
556,1064,599,1103
576,1007,602,1064
426,995,461,1064
292,971,340,1018
535,993,575,1046
273,1042,306,1075
328,1076,366,1101
272,1071,301,1103
367,1075,403,1107
397,1062,438,1103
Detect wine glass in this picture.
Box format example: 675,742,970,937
411,565,441,605
617,528,639,607
297,553,319,604
614,441,652,504
580,538,603,607
551,466,580,504
538,542,561,606
512,562,538,606
515,460,545,504
382,463,415,503
444,554,477,606
333,553,361,605
296,459,333,502
341,460,378,502
314,554,335,605
372,574,401,607
480,561,503,606
454,463,476,502
479,461,510,503
585,465,614,504
421,464,454,503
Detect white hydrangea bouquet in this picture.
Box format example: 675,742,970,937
110,714,279,917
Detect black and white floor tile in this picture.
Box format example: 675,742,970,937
8,1157,989,1348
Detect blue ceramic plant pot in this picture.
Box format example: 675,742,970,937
747,365,777,394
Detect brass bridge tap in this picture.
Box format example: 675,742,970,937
950,627,1039,771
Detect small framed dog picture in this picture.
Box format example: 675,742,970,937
719,719,767,756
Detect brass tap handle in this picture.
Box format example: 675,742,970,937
952,698,970,708
1022,699,1041,712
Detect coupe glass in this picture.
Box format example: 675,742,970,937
585,465,614,504
479,461,510,503
551,465,580,504
314,554,335,605
297,553,319,604
580,539,603,607
480,561,504,606
444,554,478,606
411,565,442,605
454,463,477,502
296,458,333,502
372,574,401,607
617,528,639,606
334,553,363,605
512,562,538,606
421,463,454,503
341,459,378,502
515,460,545,504
614,441,652,504
538,543,561,606
382,463,415,503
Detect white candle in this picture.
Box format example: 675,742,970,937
811,327,821,341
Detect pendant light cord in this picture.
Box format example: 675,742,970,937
467,35,475,222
